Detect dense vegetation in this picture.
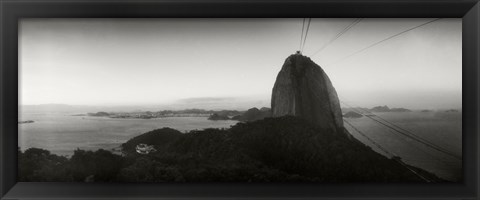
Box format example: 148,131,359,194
18,148,124,182
19,116,443,182
207,107,271,121
231,107,271,122
208,113,231,120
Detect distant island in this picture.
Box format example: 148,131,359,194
207,107,272,122
341,105,413,114
370,105,411,112
83,104,458,122
85,109,242,119
207,113,230,120
445,109,459,112
18,120,35,124
84,108,272,122
341,106,462,114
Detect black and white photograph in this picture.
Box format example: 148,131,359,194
18,18,462,183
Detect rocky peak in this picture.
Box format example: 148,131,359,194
271,54,344,133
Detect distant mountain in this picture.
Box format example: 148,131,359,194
259,107,271,112
445,109,459,112
172,97,269,110
87,112,110,117
343,111,363,118
214,110,243,117
390,108,412,112
370,105,391,112
370,105,411,112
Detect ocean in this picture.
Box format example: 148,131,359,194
344,111,462,182
18,112,239,156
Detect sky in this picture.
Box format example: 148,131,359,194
19,18,462,110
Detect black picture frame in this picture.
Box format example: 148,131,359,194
1,0,479,199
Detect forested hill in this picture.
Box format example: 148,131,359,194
119,116,442,182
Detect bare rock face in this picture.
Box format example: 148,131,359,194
271,54,344,133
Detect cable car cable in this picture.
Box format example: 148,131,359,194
328,18,441,66
310,18,362,57
301,18,312,52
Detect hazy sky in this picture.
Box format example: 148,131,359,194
20,18,461,110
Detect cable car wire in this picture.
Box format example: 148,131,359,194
299,18,306,51
310,18,362,57
340,100,461,160
301,18,312,52
328,18,442,66
344,119,432,182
